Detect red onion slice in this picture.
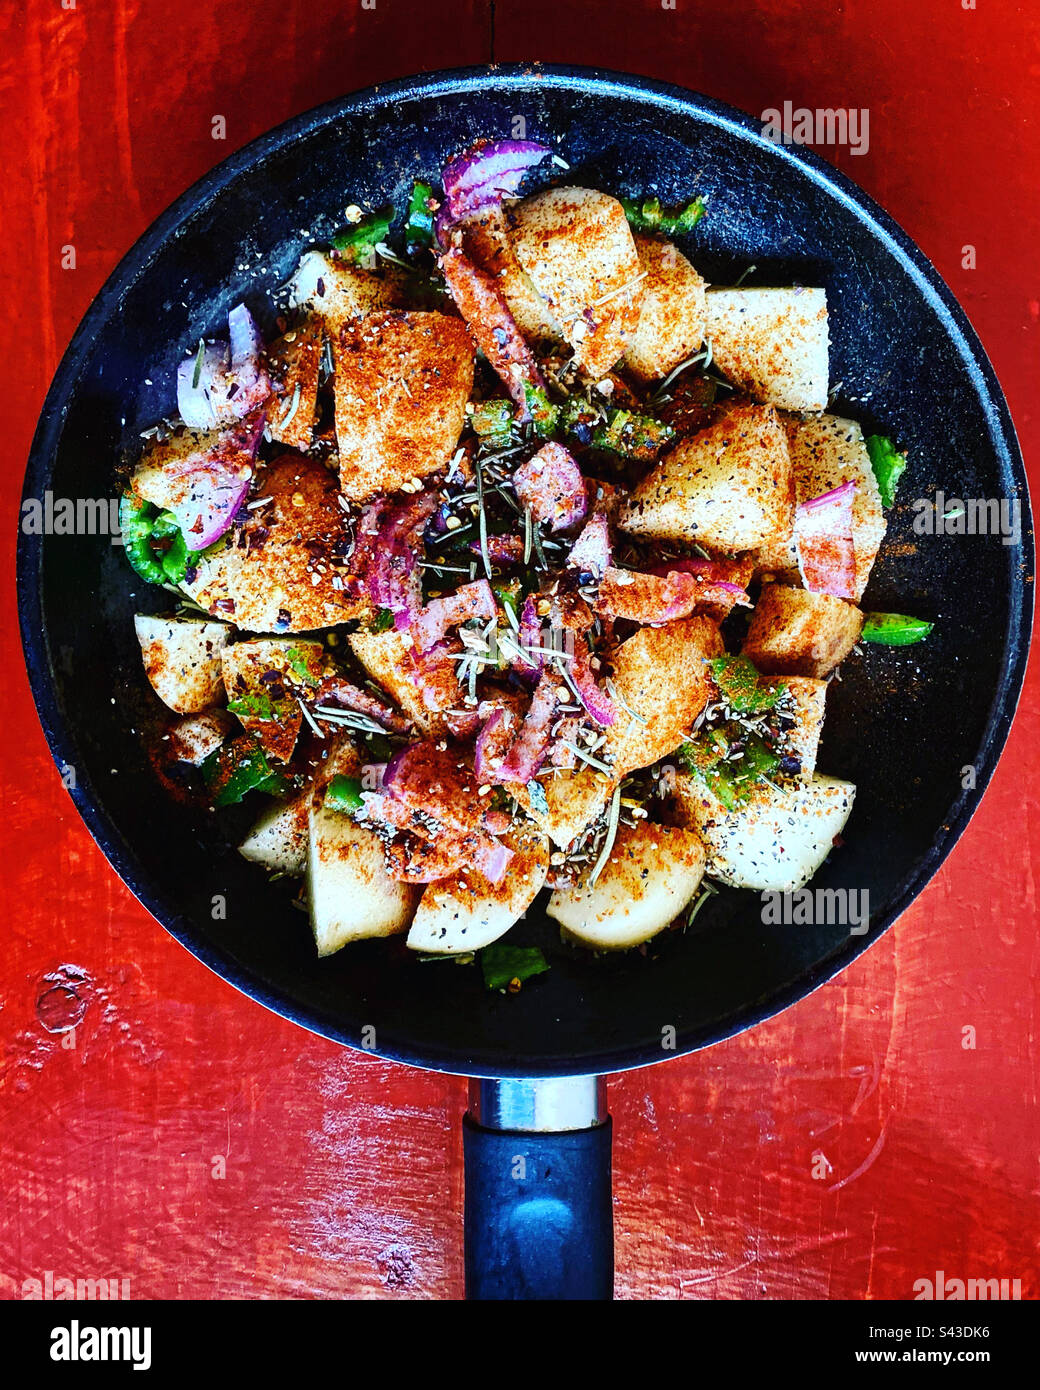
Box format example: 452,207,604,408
440,248,546,411
160,411,264,550
413,578,497,652
496,671,559,783
441,139,552,223
567,510,612,578
471,836,514,885
794,479,857,599
176,304,270,430
513,443,587,532
176,342,229,430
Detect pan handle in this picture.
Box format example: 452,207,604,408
463,1076,613,1300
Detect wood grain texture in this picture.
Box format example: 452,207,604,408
1,0,1037,1300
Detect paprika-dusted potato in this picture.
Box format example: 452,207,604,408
743,583,863,678
510,186,643,379
619,402,795,554
623,235,707,382
134,615,231,714
333,310,474,501
705,285,829,411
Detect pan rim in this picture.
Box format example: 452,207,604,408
17,62,1034,1078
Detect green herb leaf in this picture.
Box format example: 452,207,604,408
865,434,907,509
860,612,934,646
708,654,783,714
191,337,206,390
285,645,322,687
324,774,364,814
480,944,550,992
368,607,395,633
201,735,289,807
471,398,517,448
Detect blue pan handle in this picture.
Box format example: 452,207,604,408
464,1077,613,1300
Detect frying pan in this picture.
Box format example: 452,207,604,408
18,65,1032,1299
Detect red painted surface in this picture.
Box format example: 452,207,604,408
1,0,1038,1300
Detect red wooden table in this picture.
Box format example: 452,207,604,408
1,0,1037,1300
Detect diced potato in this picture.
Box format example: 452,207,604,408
775,676,827,779
754,414,887,600
333,310,474,502
347,628,458,737
406,823,550,954
743,583,863,678
705,286,829,411
221,638,325,762
166,709,233,765
181,453,368,632
266,318,323,451
239,793,310,876
517,768,614,851
547,822,705,949
618,402,794,553
510,187,643,378
457,203,564,345
134,615,231,713
288,250,406,330
306,739,418,955
672,772,855,892
604,616,725,779
623,235,707,382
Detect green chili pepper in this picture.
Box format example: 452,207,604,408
404,181,435,251
590,407,675,462
471,398,517,448
118,493,165,584
707,654,784,714
619,194,707,236
480,944,549,992
332,207,393,263
865,435,907,510
324,774,364,814
522,382,560,438
367,607,395,633
860,612,934,646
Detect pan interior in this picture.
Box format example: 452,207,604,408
20,68,1031,1077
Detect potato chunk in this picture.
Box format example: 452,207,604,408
333,310,474,501
180,453,367,633
705,286,829,411
623,235,706,382
547,822,706,949
619,402,794,553
347,628,459,737
510,187,643,378
306,740,419,955
239,793,310,876
518,768,613,851
456,203,564,345
605,616,724,778
775,676,828,779
405,823,550,955
743,583,863,678
672,772,855,892
134,615,231,714
288,250,405,331
265,319,323,451
754,413,887,600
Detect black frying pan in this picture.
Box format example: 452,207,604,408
18,65,1032,1299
